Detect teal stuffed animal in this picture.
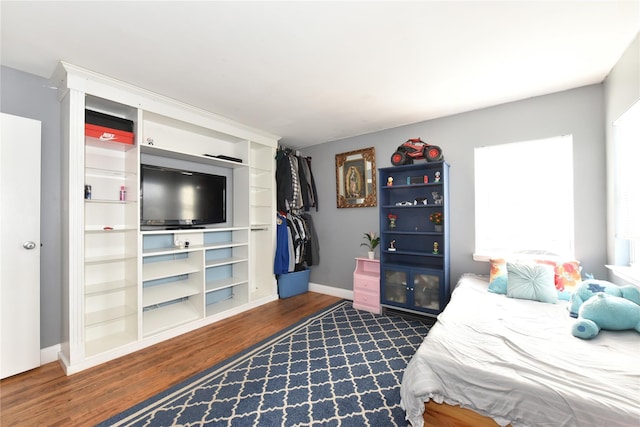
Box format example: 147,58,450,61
569,279,640,318
572,292,640,339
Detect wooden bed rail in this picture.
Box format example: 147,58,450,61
423,401,512,427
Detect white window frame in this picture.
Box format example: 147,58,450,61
607,99,640,286
473,135,575,261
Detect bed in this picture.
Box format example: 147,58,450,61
400,273,640,427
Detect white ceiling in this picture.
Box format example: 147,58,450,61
1,1,639,148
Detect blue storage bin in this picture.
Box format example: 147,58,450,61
277,269,310,298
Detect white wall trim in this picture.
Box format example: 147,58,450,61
41,344,61,365
309,282,353,300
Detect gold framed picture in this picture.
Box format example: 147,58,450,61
335,147,377,208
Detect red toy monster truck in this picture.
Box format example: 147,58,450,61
390,138,443,166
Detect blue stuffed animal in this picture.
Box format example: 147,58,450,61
572,293,640,339
569,279,640,318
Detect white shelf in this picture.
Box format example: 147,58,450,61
142,258,201,281
86,167,134,177
205,256,247,268
143,246,203,257
143,280,201,307
141,145,248,169
143,300,201,337
140,226,249,236
204,241,248,250
84,199,134,205
85,225,137,233
85,136,136,151
85,305,137,327
206,276,248,293
85,279,136,296
85,254,137,264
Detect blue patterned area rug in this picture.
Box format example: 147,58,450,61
98,300,430,427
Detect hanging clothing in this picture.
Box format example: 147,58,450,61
274,213,289,275
274,211,318,272
301,156,318,211
275,149,318,212
274,147,319,275
302,213,320,265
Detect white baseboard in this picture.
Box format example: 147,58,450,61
41,344,61,365
309,281,353,300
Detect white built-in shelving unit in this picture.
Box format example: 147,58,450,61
55,62,279,374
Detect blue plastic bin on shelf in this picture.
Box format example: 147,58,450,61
277,269,310,298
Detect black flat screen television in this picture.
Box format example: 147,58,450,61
140,164,226,228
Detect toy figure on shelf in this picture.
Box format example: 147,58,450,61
432,191,443,205
413,197,428,205
387,176,394,186
433,242,439,254
389,240,397,251
434,171,441,182
388,213,397,228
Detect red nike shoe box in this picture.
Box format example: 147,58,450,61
85,123,134,145
85,109,134,145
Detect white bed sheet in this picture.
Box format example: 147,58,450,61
400,274,640,427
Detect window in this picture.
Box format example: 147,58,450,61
474,135,574,260
614,100,640,267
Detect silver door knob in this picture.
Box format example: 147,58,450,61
23,241,36,250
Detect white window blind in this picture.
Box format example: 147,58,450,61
474,135,574,259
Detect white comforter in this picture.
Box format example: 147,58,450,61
400,274,640,427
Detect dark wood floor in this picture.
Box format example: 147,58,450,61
0,292,341,426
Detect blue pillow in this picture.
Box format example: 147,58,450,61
506,262,558,304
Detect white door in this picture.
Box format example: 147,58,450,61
1,113,41,379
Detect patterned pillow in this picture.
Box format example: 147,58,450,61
535,259,582,300
488,258,508,294
506,262,558,303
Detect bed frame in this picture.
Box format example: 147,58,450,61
423,400,511,426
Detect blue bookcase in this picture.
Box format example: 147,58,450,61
378,162,450,317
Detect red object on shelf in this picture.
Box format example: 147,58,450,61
85,123,134,145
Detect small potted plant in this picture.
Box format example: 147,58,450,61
360,232,380,259
429,211,443,232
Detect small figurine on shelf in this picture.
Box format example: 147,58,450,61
388,213,397,228
413,197,428,205
389,240,397,251
435,171,441,182
433,242,439,254
432,191,443,205
387,176,394,186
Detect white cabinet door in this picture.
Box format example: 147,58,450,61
0,113,41,379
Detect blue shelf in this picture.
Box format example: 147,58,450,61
378,162,450,317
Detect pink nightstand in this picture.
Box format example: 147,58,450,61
353,257,381,314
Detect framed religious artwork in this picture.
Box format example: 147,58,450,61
335,147,377,208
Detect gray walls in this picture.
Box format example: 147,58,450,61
302,84,606,291
1,66,61,348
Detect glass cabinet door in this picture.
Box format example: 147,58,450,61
383,269,407,304
413,272,441,311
